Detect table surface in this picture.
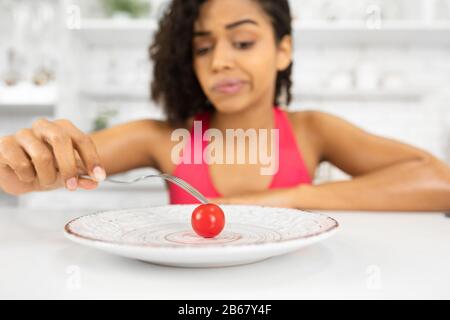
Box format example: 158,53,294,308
1,206,449,299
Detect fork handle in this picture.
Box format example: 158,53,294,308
79,174,209,204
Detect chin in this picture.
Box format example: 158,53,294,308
211,95,252,114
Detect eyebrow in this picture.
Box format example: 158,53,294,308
193,19,259,37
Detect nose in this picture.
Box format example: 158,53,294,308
211,40,234,73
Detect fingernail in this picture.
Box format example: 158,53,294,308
93,166,106,182
66,177,78,191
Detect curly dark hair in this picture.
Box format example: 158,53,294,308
149,0,293,127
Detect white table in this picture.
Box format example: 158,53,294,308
0,206,449,299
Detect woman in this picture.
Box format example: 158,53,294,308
0,0,449,211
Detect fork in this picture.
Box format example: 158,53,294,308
79,173,209,204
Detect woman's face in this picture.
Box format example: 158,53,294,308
192,0,292,114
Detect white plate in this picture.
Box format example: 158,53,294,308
64,205,339,268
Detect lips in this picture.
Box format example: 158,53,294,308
212,79,248,94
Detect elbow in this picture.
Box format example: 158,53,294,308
417,156,450,210
420,155,450,192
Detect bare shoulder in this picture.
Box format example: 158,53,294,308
286,109,347,131
286,109,372,161
285,109,366,163
284,110,328,172
286,109,364,144
285,109,328,144
287,110,323,129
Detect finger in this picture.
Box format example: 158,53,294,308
74,150,88,175
15,128,58,187
78,178,98,190
54,119,106,182
0,164,36,195
0,136,36,183
32,118,78,190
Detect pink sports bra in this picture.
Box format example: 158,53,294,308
168,107,312,204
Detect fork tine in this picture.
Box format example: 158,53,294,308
170,177,208,202
162,175,209,204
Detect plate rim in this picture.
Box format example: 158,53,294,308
64,204,339,250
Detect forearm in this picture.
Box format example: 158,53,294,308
89,120,159,176
297,158,450,212
214,158,450,212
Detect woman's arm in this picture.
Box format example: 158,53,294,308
294,156,450,211
89,119,163,176
213,112,450,212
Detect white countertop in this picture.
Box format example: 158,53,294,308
0,206,449,299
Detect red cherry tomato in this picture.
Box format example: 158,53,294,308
191,204,225,238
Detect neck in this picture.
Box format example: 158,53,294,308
210,102,276,132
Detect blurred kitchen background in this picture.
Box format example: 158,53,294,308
0,0,449,210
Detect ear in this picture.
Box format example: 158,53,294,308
276,35,293,72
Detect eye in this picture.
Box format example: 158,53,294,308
195,47,212,56
194,41,255,56
234,41,255,50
